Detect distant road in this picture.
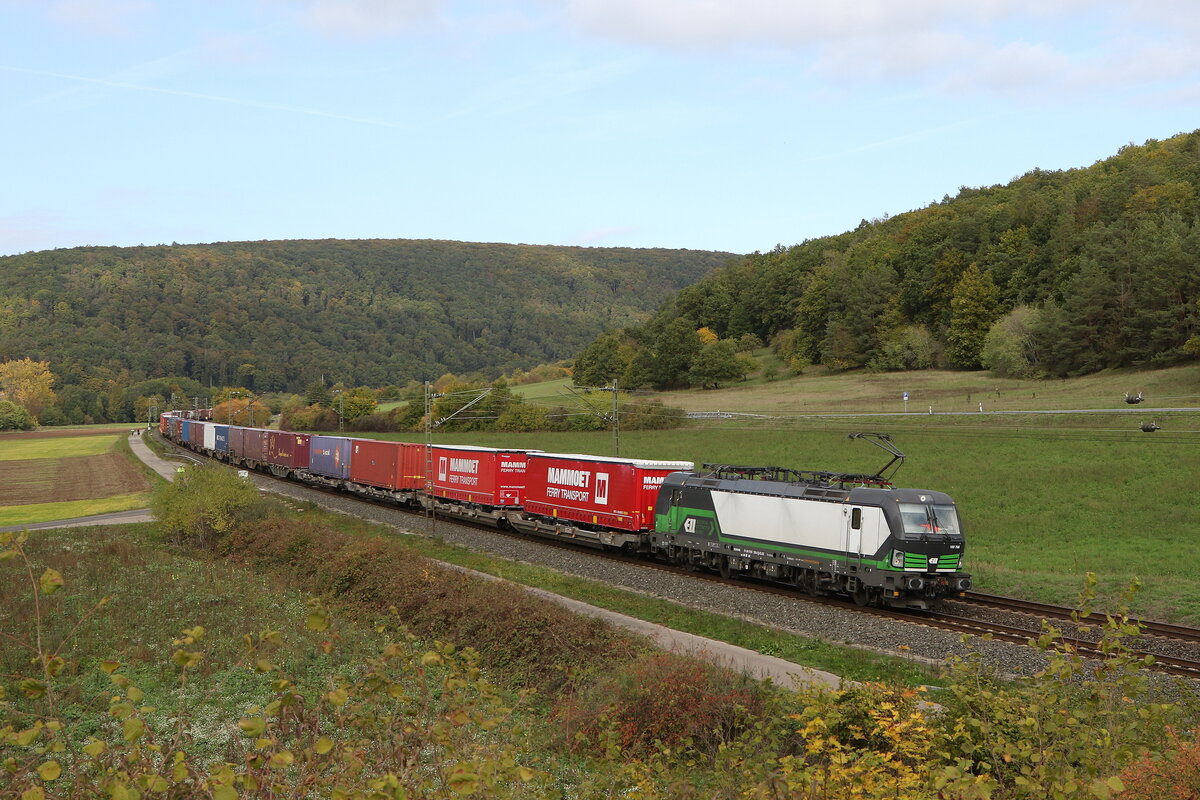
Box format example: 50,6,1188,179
687,406,1198,419
0,508,153,534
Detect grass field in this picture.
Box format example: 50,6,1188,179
649,361,1200,415
0,430,153,526
0,434,120,461
0,493,149,526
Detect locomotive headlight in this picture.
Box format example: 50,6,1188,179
891,550,905,568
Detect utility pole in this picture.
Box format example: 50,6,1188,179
424,381,435,532
563,381,620,456
611,378,619,457
423,383,492,533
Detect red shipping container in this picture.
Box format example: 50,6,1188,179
524,453,694,531
430,445,533,507
243,429,267,462
349,439,425,490
228,426,246,458
266,431,312,470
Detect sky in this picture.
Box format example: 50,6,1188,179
2,1,1199,257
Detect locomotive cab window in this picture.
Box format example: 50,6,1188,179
850,507,862,530
899,503,962,537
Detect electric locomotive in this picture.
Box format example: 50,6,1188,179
650,435,970,608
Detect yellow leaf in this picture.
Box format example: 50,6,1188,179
518,766,535,782
212,786,238,800
147,776,168,792
126,686,144,703
99,660,122,674
314,737,334,755
306,612,329,632
38,568,64,595
447,767,479,795
238,717,266,737
83,739,106,757
269,750,295,768
123,718,145,742
37,761,61,781
326,688,348,707
21,787,45,800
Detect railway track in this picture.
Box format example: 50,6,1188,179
159,433,1200,679
962,591,1200,644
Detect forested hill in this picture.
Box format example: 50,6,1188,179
0,239,735,390
575,131,1200,388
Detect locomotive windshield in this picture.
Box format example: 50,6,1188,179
898,503,962,537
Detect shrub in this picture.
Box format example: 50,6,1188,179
219,515,645,695
0,399,33,430
150,463,263,548
1119,729,1200,799
555,652,767,758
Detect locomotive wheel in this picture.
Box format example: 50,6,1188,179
852,584,872,607
719,555,732,579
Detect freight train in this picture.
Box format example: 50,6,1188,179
160,413,970,609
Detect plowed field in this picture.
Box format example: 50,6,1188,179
0,452,151,505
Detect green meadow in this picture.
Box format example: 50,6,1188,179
0,434,118,461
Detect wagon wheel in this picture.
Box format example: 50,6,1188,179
719,555,732,579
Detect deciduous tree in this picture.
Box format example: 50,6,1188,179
0,358,56,423
946,265,1000,369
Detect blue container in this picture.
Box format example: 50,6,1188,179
309,435,352,479
181,420,191,444
213,425,230,453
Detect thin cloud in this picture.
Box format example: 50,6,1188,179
560,1,1200,97
268,0,442,39
49,0,154,37
1,65,404,128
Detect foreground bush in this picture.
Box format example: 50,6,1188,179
1118,729,1200,798
219,515,647,695
150,463,263,548
0,530,548,799
555,652,769,757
